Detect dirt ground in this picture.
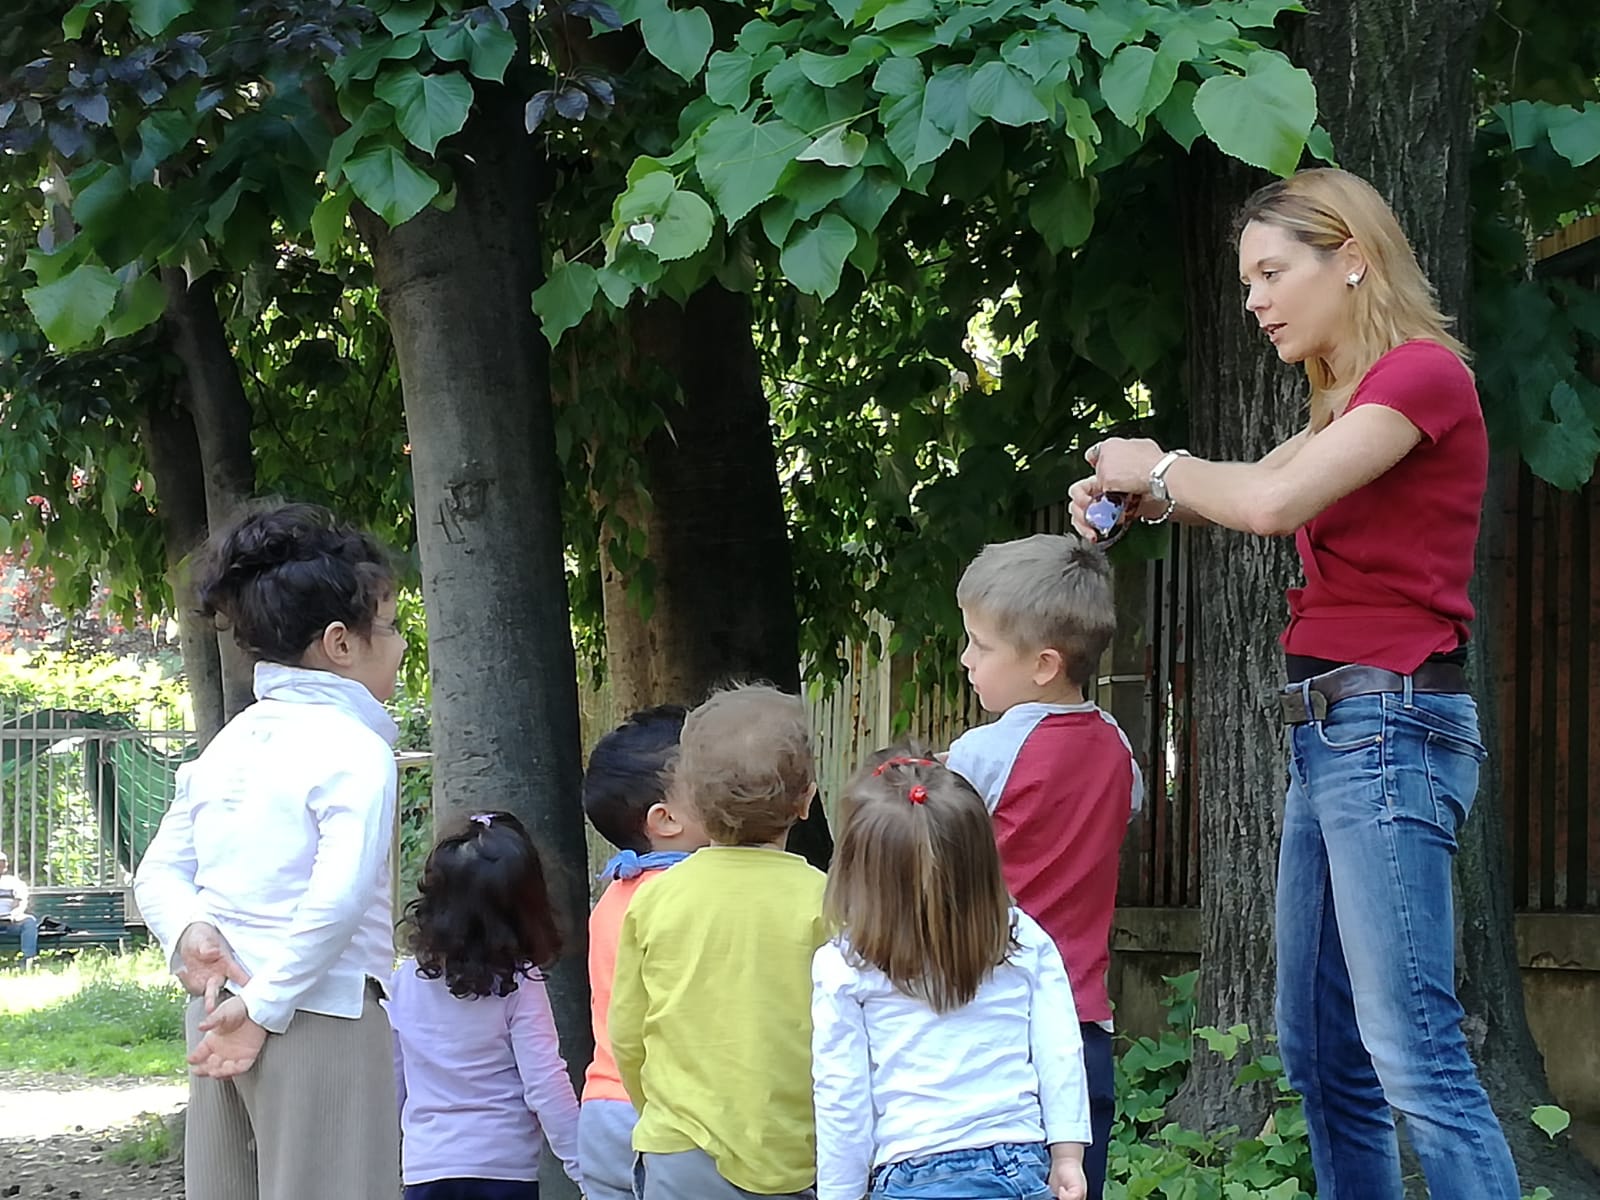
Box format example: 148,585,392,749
0,1073,185,1199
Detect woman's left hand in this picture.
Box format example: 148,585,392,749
1089,437,1166,496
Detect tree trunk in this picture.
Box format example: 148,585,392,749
354,75,594,1144
160,268,256,719
1171,144,1302,1131
139,383,226,745
602,284,833,868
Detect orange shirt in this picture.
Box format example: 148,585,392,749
583,872,659,1103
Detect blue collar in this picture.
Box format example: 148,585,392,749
598,849,690,881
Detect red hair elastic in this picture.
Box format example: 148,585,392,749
907,785,928,805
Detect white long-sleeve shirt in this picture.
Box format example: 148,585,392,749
134,663,398,1034
811,909,1092,1200
389,960,582,1188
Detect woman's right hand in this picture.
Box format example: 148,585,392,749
1068,475,1102,541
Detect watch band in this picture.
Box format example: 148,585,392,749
1148,449,1191,504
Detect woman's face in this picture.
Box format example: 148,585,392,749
1238,220,1355,367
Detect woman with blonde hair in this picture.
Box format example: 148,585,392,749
1070,168,1519,1198
811,752,1090,1200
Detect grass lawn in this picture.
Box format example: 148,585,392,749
0,946,186,1078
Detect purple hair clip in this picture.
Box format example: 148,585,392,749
469,813,494,828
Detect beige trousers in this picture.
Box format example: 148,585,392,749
183,990,400,1200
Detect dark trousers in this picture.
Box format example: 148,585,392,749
1082,1022,1115,1199
405,1182,539,1200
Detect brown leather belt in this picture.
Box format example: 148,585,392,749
1278,662,1469,725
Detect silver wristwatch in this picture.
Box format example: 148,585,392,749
1148,449,1191,504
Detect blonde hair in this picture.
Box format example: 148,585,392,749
676,684,814,846
956,533,1114,687
1236,168,1469,429
824,749,1016,1013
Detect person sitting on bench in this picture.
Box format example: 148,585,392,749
0,852,39,967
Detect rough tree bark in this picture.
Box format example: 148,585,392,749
1171,144,1303,1131
353,68,594,1160
139,383,226,745
600,283,833,868
160,268,256,720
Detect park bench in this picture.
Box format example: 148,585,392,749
0,886,146,958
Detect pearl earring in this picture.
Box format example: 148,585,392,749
1346,272,1363,287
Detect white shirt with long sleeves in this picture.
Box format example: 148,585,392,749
134,662,398,1033
811,908,1092,1200
0,873,29,919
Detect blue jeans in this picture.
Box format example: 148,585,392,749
1081,1024,1113,1200
4,915,38,961
1276,689,1520,1200
870,1141,1052,1199
405,1182,538,1200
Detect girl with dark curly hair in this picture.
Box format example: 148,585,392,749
389,810,582,1200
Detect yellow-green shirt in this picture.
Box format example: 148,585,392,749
610,846,828,1193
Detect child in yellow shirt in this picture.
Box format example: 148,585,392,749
610,685,827,1200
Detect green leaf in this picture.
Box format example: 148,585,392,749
374,67,474,154
1030,173,1095,253
967,60,1049,127
326,103,395,186
533,262,599,344
613,172,715,261
312,189,355,261
798,125,869,168
634,0,714,82
838,169,901,232
1545,103,1600,168
870,0,934,30
380,0,436,35
1154,78,1202,150
595,265,633,308
1494,100,1545,151
873,56,924,97
765,58,832,133
344,144,441,227
879,66,972,174
1193,52,1316,177
71,165,130,241
706,50,757,108
1059,90,1101,172
796,40,882,87
781,214,858,297
695,112,807,224
1100,44,1180,128
1220,0,1307,29
782,162,864,219
130,110,196,183
425,19,516,81
103,272,166,341
24,263,120,348
1051,0,1154,58
129,0,190,36
999,27,1079,83
329,31,423,86
1529,1107,1568,1139
62,0,98,39
760,197,799,248
1306,122,1337,164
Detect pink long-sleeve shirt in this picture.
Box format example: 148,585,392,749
389,959,582,1188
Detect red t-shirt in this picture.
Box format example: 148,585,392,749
1281,340,1487,673
947,704,1140,1025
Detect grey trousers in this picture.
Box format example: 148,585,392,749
637,1147,817,1200
184,991,400,1200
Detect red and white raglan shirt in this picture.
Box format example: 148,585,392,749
947,702,1142,1027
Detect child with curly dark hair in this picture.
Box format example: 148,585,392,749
389,811,583,1200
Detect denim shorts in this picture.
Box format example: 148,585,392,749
869,1141,1052,1200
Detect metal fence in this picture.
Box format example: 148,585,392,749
0,700,197,888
